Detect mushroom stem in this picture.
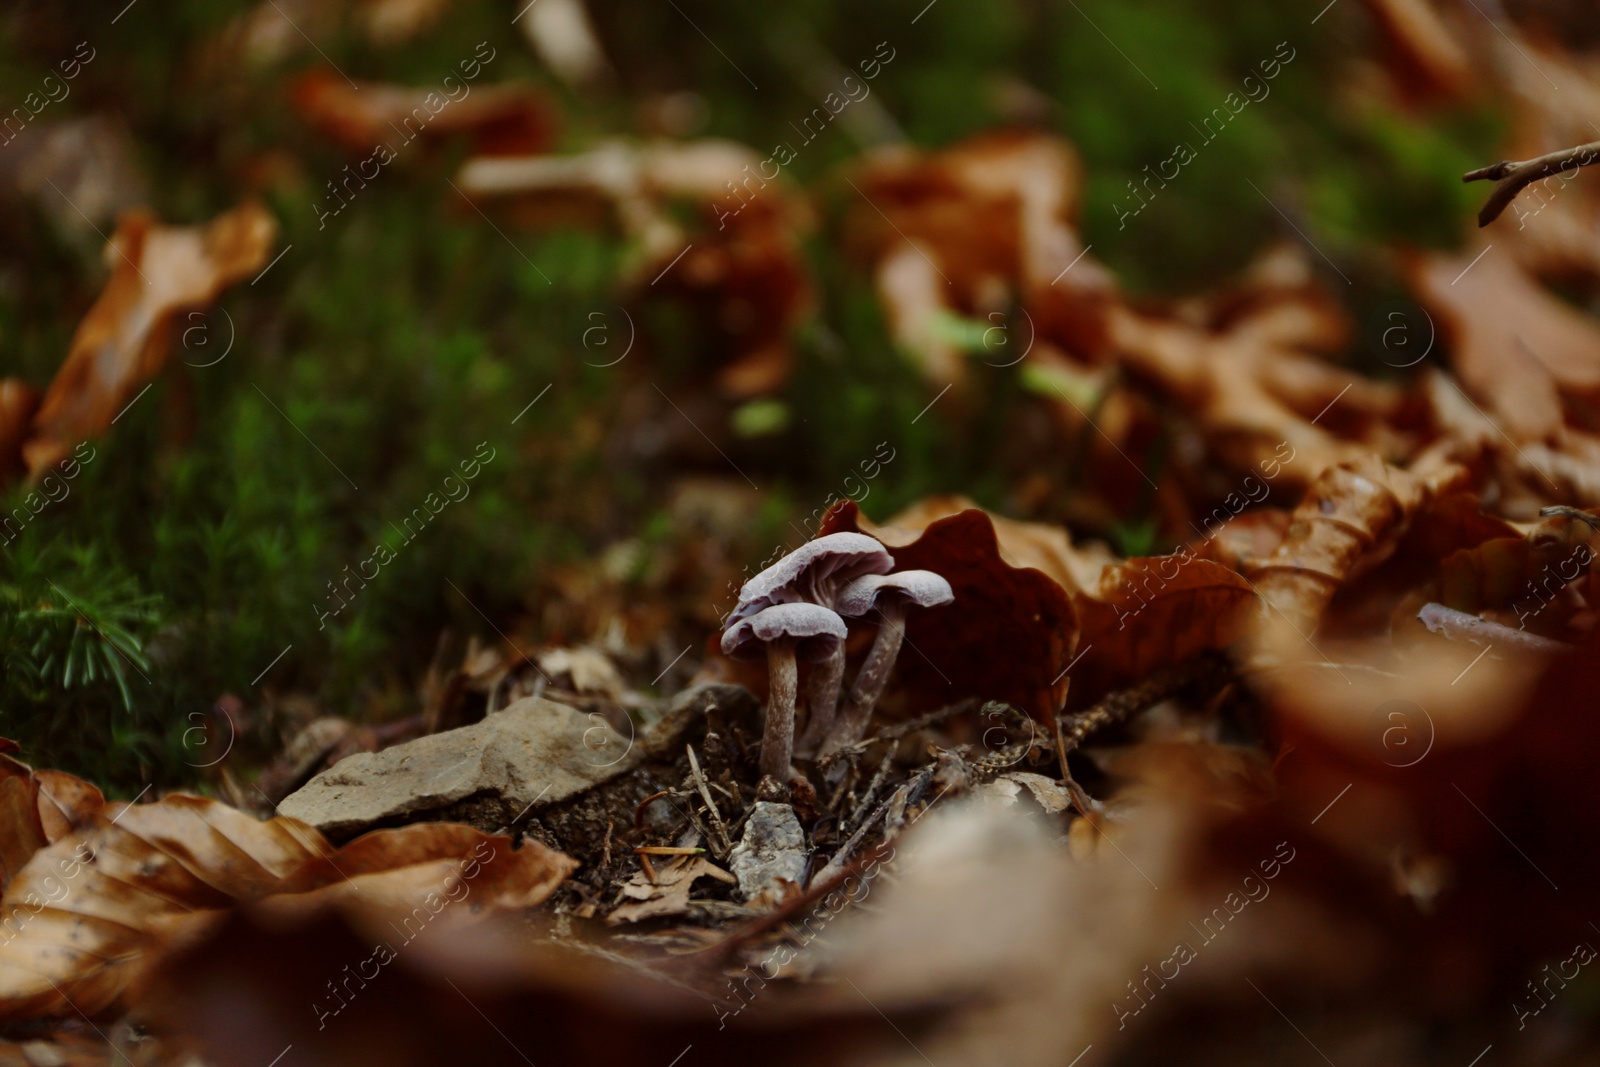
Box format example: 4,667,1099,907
821,603,908,756
794,642,846,757
761,640,800,781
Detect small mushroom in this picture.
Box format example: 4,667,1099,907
820,570,954,756
727,533,892,755
721,602,848,782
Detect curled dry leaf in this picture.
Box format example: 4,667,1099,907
0,755,103,891
820,500,1076,719
1381,500,1600,639
606,855,726,925
1244,454,1467,635
292,69,558,158
0,786,575,1021
21,202,277,479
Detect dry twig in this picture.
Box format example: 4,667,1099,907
1464,140,1600,226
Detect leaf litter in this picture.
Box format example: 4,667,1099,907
13,4,1600,1066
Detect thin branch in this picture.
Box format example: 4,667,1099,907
1464,140,1600,227
1417,602,1569,654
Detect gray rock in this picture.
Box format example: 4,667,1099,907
728,801,807,901
278,696,643,837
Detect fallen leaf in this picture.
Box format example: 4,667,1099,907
1071,555,1257,701
1106,288,1398,487
850,131,1117,388
1356,0,1476,103
0,784,574,1021
1244,454,1467,634
0,755,102,892
1405,245,1600,441
607,855,725,925
0,379,38,488
858,493,1113,596
820,500,1076,719
22,202,277,479
292,69,558,157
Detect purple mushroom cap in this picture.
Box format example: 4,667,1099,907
835,570,955,618
727,533,893,624
720,602,848,662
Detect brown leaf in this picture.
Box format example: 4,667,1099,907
1071,556,1257,700
820,500,1076,719
1406,245,1600,441
1356,0,1476,103
861,493,1113,596
0,789,574,1021
606,855,725,925
0,757,102,893
151,909,920,1067
22,202,277,478
0,379,39,489
292,69,557,157
1106,291,1396,487
851,131,1117,388
1243,455,1440,634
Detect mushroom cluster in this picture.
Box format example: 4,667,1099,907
721,533,953,784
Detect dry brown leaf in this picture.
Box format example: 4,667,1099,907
861,493,1113,596
292,69,557,157
153,908,916,1067
1405,245,1600,441
850,130,1117,388
1244,453,1470,637
0,380,38,487
1071,555,1257,701
0,756,102,892
1188,508,1292,571
0,788,575,1021
1107,295,1395,487
1356,0,1476,103
606,855,724,925
22,202,277,479
820,500,1077,719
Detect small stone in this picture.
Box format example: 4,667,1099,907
728,801,807,902
278,696,643,837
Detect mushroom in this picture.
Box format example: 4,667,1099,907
819,569,954,756
727,533,891,755
721,602,848,782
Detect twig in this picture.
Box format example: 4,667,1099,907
842,750,895,838
686,744,733,856
813,698,977,770
1417,602,1570,654
1057,652,1231,759
1464,140,1600,226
